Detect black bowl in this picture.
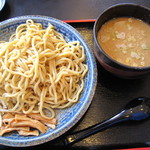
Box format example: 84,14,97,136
93,3,150,79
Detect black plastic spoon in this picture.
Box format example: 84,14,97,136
63,97,150,146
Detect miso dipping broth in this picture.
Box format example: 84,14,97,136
97,17,150,67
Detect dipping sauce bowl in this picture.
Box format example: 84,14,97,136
93,3,150,79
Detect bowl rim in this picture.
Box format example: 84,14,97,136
93,3,150,71
0,0,5,11
0,15,97,147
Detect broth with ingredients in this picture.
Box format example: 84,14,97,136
97,17,150,67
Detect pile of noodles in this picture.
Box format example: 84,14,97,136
0,20,88,121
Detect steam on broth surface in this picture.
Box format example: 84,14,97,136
97,17,150,67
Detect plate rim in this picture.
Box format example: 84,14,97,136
0,0,5,11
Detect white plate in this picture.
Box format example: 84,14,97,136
0,0,5,11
